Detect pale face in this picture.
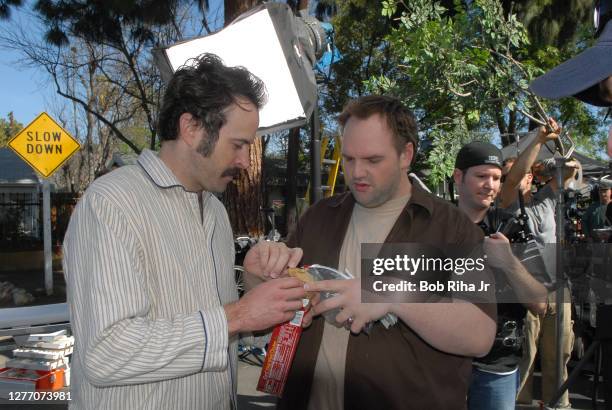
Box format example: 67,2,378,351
191,99,259,193
341,114,413,208
454,165,502,211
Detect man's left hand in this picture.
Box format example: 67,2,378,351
304,279,391,333
243,241,303,280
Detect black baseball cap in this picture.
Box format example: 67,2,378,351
455,141,503,170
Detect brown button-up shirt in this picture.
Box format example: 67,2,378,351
279,182,494,410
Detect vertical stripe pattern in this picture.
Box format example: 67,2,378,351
63,149,238,409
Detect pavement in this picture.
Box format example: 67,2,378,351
231,355,610,409
236,360,277,409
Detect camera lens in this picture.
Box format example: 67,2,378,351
503,320,517,331
502,337,517,348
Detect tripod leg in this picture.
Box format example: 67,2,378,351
593,342,601,410
603,339,612,410
547,340,600,408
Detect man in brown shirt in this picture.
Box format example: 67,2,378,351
279,95,496,410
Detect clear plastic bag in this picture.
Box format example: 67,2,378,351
305,264,397,332
306,264,352,325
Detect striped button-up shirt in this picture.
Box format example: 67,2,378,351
63,149,238,409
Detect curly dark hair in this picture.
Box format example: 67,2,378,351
157,53,267,155
337,95,418,162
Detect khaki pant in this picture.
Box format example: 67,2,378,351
517,293,574,407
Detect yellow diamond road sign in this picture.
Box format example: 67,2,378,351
8,112,81,178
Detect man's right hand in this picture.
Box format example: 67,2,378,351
536,117,561,144
224,277,306,336
483,232,516,269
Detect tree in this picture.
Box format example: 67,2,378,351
368,0,603,186
317,0,605,191
320,0,394,116
501,0,592,49
2,1,215,155
2,0,301,235
1,26,152,191
223,0,314,237
0,0,22,20
218,0,268,236
26,1,193,153
0,112,22,147
48,42,126,193
0,1,208,193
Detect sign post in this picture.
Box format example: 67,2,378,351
8,112,80,296
42,179,53,295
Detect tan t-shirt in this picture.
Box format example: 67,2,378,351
307,193,410,410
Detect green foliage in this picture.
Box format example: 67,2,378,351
368,0,604,186
0,112,23,147
367,0,525,184
424,120,488,185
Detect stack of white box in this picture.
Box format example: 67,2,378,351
6,330,74,386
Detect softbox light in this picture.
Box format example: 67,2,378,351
153,3,323,134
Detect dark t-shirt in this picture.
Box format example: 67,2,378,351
473,207,526,373
473,301,525,372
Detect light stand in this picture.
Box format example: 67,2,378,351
546,159,610,409
310,102,322,204
547,157,568,409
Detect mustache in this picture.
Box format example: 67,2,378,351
221,168,241,178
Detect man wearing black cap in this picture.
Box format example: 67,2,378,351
453,141,547,410
522,3,612,404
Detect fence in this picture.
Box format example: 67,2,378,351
0,192,79,251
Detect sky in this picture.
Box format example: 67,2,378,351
0,3,57,127
0,51,53,127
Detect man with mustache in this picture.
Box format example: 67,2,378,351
278,95,497,410
63,53,306,409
